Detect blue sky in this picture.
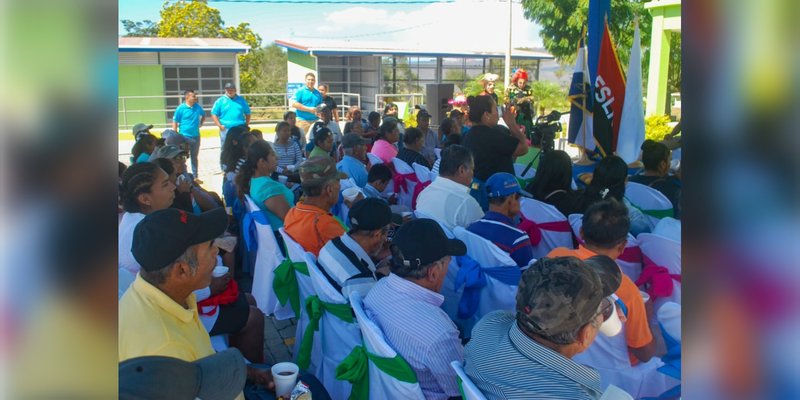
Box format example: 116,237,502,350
119,0,544,50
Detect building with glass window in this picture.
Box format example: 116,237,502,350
275,39,554,114
118,37,250,129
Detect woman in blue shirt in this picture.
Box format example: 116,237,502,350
235,140,296,230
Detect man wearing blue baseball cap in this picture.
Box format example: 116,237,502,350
467,172,534,268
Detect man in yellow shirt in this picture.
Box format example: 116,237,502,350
119,208,273,395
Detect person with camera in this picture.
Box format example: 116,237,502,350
462,95,528,210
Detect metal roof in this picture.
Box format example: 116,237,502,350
118,37,250,53
274,39,553,60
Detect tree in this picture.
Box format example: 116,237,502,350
529,80,569,112
157,0,224,38
221,22,262,94
121,19,158,37
520,0,681,94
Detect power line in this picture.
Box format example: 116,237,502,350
210,0,453,4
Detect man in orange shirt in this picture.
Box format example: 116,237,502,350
547,199,657,366
284,157,348,256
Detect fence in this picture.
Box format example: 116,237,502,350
119,92,361,130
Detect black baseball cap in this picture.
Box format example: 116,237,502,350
119,348,246,400
348,198,402,231
224,82,236,90
132,208,228,272
391,218,466,268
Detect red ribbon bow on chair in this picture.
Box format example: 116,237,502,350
518,216,572,246
635,254,680,300
392,171,419,194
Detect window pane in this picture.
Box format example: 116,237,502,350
179,68,198,79
221,67,233,78
201,79,221,92
165,80,178,91
201,67,220,78
164,67,178,79
178,80,200,93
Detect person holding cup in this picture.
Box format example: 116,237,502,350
272,121,304,182
235,140,295,231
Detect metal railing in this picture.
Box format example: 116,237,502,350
119,92,361,130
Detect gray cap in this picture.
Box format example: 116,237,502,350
224,82,236,90
149,144,187,160
516,255,621,338
119,348,246,400
161,129,187,146
132,123,153,136
342,133,370,148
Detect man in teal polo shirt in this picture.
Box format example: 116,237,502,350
291,72,322,135
211,82,251,149
172,89,205,177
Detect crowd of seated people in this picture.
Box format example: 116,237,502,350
119,95,681,399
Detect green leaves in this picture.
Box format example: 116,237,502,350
157,0,224,38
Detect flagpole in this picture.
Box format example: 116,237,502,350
504,0,512,90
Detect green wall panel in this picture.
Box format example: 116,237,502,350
119,65,166,129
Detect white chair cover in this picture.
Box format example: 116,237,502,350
244,195,293,319
637,232,681,310
625,182,674,232
568,214,643,282
280,228,319,371
450,361,488,400
652,217,681,243
366,152,383,165
414,211,464,324
453,226,519,331
304,252,361,400
391,157,417,209
519,198,574,259
349,292,425,399
412,162,433,183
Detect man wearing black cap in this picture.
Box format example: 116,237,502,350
316,198,399,298
416,109,439,164
364,218,467,399
119,209,272,398
464,256,623,399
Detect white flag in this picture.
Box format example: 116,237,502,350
616,21,645,164
568,45,595,151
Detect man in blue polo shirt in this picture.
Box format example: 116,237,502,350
291,72,322,135
172,89,205,177
211,82,251,148
467,172,534,268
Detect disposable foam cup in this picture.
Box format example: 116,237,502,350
639,290,651,303
271,362,299,398
599,301,623,337
342,187,362,202
278,175,289,184
212,266,229,278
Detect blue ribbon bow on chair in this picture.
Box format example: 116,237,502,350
455,255,522,320
241,210,269,252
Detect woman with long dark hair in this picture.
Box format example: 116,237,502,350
235,140,295,229
369,119,400,164
526,150,582,216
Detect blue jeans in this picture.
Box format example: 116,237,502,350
184,135,200,177
219,128,228,171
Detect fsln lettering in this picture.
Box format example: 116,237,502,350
594,75,615,119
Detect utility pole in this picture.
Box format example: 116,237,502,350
504,0,512,90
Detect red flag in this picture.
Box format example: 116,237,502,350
592,22,626,156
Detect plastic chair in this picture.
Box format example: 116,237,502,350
453,226,520,334
366,152,383,166
513,163,536,188
518,198,574,259
412,162,433,183
243,195,293,319
625,182,674,232
347,293,425,399
302,252,361,400
449,361,488,400
414,211,464,323
280,229,319,372
568,213,643,282
637,233,681,311
391,157,417,209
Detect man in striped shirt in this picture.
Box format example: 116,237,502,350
467,172,534,268
316,198,398,298
465,256,623,400
364,218,467,400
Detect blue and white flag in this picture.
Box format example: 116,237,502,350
568,43,595,151
616,21,645,163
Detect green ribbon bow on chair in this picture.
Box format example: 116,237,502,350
272,253,309,316
625,198,674,219
335,344,418,400
296,295,354,370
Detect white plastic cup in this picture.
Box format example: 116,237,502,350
342,187,362,202
599,301,623,337
278,175,289,184
271,362,299,398
639,290,651,304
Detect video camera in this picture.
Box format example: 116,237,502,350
529,110,566,152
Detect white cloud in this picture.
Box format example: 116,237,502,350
314,0,543,50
